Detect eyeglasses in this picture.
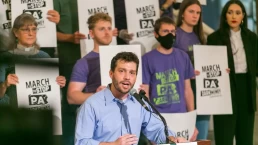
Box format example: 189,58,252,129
19,28,38,34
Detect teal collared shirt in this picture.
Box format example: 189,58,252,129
75,86,176,145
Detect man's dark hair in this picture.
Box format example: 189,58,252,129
110,52,139,73
154,16,175,34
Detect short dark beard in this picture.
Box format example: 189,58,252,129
112,78,129,94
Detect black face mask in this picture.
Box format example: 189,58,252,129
156,33,176,50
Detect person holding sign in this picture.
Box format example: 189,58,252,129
207,1,257,145
160,0,177,18
75,52,186,145
114,0,177,45
0,13,66,106
173,0,209,140
21,7,60,57
141,16,198,141
67,13,113,105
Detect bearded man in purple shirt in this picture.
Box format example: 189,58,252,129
67,13,113,105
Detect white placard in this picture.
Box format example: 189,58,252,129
11,0,57,47
99,45,142,90
161,110,196,142
125,0,160,53
193,45,232,115
0,0,11,32
176,0,207,5
15,58,62,135
78,0,117,57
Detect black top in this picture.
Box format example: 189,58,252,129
207,28,258,112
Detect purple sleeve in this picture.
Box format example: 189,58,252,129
142,55,151,84
184,55,195,80
172,31,179,48
70,59,89,83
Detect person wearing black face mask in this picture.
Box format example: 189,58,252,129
140,16,198,141
156,32,176,50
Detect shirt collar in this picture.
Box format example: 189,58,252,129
104,84,136,105
230,28,241,37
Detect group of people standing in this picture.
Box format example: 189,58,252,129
0,0,257,145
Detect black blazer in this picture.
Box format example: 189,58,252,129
207,28,258,112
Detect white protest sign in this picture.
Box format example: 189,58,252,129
15,58,62,135
0,0,11,32
99,45,142,89
176,0,206,5
11,0,57,47
193,45,232,115
125,0,160,53
78,0,117,57
161,110,197,141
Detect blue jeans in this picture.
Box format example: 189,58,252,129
196,115,210,140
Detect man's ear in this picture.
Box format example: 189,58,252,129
109,70,113,79
154,31,159,38
89,29,94,39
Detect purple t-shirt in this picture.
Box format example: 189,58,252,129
173,27,200,63
142,48,194,113
70,51,100,93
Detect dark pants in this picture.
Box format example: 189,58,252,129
214,74,255,145
59,62,79,145
61,109,77,145
57,42,81,145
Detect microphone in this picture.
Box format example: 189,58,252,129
138,89,175,144
129,89,150,112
